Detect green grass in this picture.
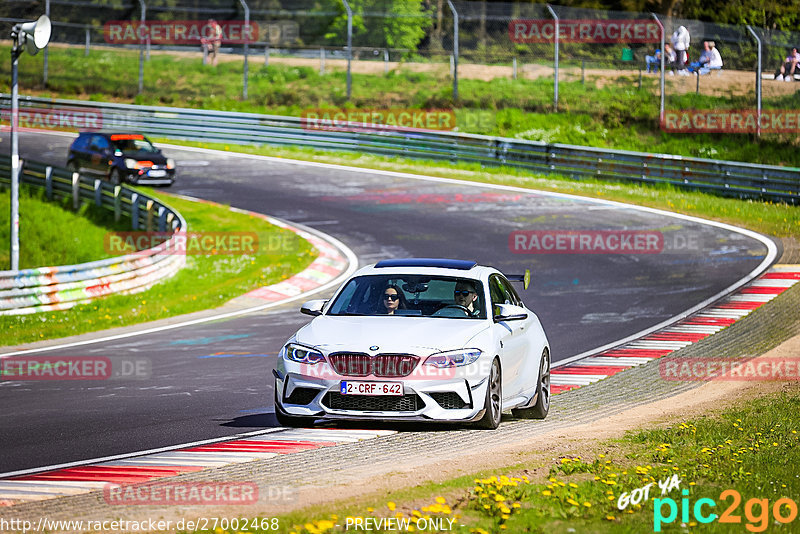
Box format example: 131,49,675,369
0,190,317,346
0,186,129,269
192,388,800,534
4,45,800,166
161,140,800,240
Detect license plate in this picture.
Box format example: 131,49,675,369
340,381,403,396
148,169,167,177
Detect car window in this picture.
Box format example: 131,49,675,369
327,275,486,319
71,135,90,151
90,135,111,152
497,275,522,306
110,134,158,153
489,275,519,313
506,280,523,306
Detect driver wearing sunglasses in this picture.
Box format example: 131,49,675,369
453,280,480,316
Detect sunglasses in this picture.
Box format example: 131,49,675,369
454,290,474,297
383,294,400,301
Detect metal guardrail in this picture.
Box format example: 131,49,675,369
2,95,799,203
0,156,186,315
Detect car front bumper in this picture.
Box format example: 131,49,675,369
273,359,491,423
126,168,175,185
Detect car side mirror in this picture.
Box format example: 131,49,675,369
493,303,528,322
300,299,327,316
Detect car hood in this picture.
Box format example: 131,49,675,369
123,150,166,163
296,315,490,354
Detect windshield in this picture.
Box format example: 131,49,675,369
110,134,159,153
327,275,486,319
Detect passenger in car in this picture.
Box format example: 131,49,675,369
454,280,481,316
378,284,408,315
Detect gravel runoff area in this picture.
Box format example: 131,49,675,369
4,237,800,529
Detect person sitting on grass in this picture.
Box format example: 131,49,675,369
645,47,661,73
775,47,800,82
688,41,722,74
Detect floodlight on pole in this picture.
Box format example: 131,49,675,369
9,14,51,271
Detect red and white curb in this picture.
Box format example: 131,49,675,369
228,208,350,306
0,429,395,505
550,264,800,394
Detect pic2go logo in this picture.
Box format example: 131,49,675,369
654,489,799,532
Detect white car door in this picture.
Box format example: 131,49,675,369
489,275,532,403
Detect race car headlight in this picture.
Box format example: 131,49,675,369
166,158,176,170
124,158,140,169
284,344,325,365
424,348,482,368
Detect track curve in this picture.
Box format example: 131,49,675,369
0,131,775,474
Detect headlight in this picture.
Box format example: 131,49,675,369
166,158,176,170
284,343,325,365
124,158,139,169
424,348,482,368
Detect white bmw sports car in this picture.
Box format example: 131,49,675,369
273,259,551,429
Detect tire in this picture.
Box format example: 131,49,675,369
474,358,502,429
512,349,550,420
109,168,122,185
274,389,315,428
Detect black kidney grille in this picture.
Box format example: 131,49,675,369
328,353,371,376
328,353,419,377
373,354,419,377
323,392,423,412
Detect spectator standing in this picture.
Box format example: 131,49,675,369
671,25,691,75
775,47,800,82
664,43,677,74
203,18,223,67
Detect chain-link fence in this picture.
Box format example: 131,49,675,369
1,1,797,126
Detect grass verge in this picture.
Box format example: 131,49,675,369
0,190,317,347
193,384,800,534
0,186,129,269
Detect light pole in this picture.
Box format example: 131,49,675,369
9,15,51,271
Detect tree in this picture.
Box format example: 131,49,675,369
324,0,433,51
680,0,800,30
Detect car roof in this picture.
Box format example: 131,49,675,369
375,258,476,270
76,131,151,138
353,259,500,281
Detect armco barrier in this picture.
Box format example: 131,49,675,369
1,95,799,203
0,157,186,315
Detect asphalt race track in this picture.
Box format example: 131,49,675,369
0,131,775,474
